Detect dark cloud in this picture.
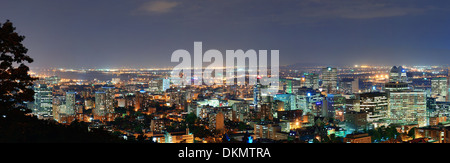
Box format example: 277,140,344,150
135,1,180,14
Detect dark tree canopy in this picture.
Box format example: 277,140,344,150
0,20,126,143
0,20,36,115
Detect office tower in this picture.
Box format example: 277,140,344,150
161,78,171,92
100,87,115,114
65,91,76,115
352,78,359,93
388,91,427,127
33,84,53,116
358,92,388,128
385,66,410,92
254,76,262,110
52,95,64,122
216,111,225,133
431,77,447,101
259,103,273,121
321,67,337,94
339,78,358,94
273,94,297,111
389,66,408,83
94,91,107,117
148,80,159,92
302,73,319,90
149,78,170,93
323,94,345,119
291,78,302,94
296,87,322,115
280,79,293,94
232,102,249,122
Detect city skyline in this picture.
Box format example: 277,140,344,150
2,0,450,69
5,0,450,147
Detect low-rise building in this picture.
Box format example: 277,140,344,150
343,133,371,143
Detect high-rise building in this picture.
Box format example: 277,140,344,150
273,94,297,111
148,80,159,92
302,73,319,90
162,78,171,92
279,79,293,94
296,87,323,116
321,67,338,94
94,91,107,117
358,92,388,128
352,78,359,93
388,91,427,127
149,78,171,93
33,84,53,116
216,111,225,133
65,91,76,115
389,66,408,83
385,66,410,92
323,94,346,119
231,102,249,122
253,76,263,111
259,104,273,121
100,87,115,114
431,77,447,101
339,78,359,94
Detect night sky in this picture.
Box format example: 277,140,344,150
2,0,450,69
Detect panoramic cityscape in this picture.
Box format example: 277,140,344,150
26,64,450,143
2,2,450,160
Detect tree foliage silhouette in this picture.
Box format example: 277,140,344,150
0,20,124,143
0,20,36,115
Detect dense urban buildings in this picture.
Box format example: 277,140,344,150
25,65,450,143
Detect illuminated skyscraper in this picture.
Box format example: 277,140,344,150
302,73,319,90
94,91,107,117
388,91,427,127
254,76,263,110
339,78,359,94
280,79,293,94
431,77,447,101
65,91,76,115
33,84,53,116
321,67,337,94
383,66,427,126
389,66,408,83
358,92,388,128
216,111,225,133
385,66,410,92
162,78,171,92
100,87,115,114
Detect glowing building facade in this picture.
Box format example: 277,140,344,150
431,77,447,102
321,67,338,94
33,84,53,116
388,91,427,127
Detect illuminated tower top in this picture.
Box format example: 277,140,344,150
389,66,408,83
